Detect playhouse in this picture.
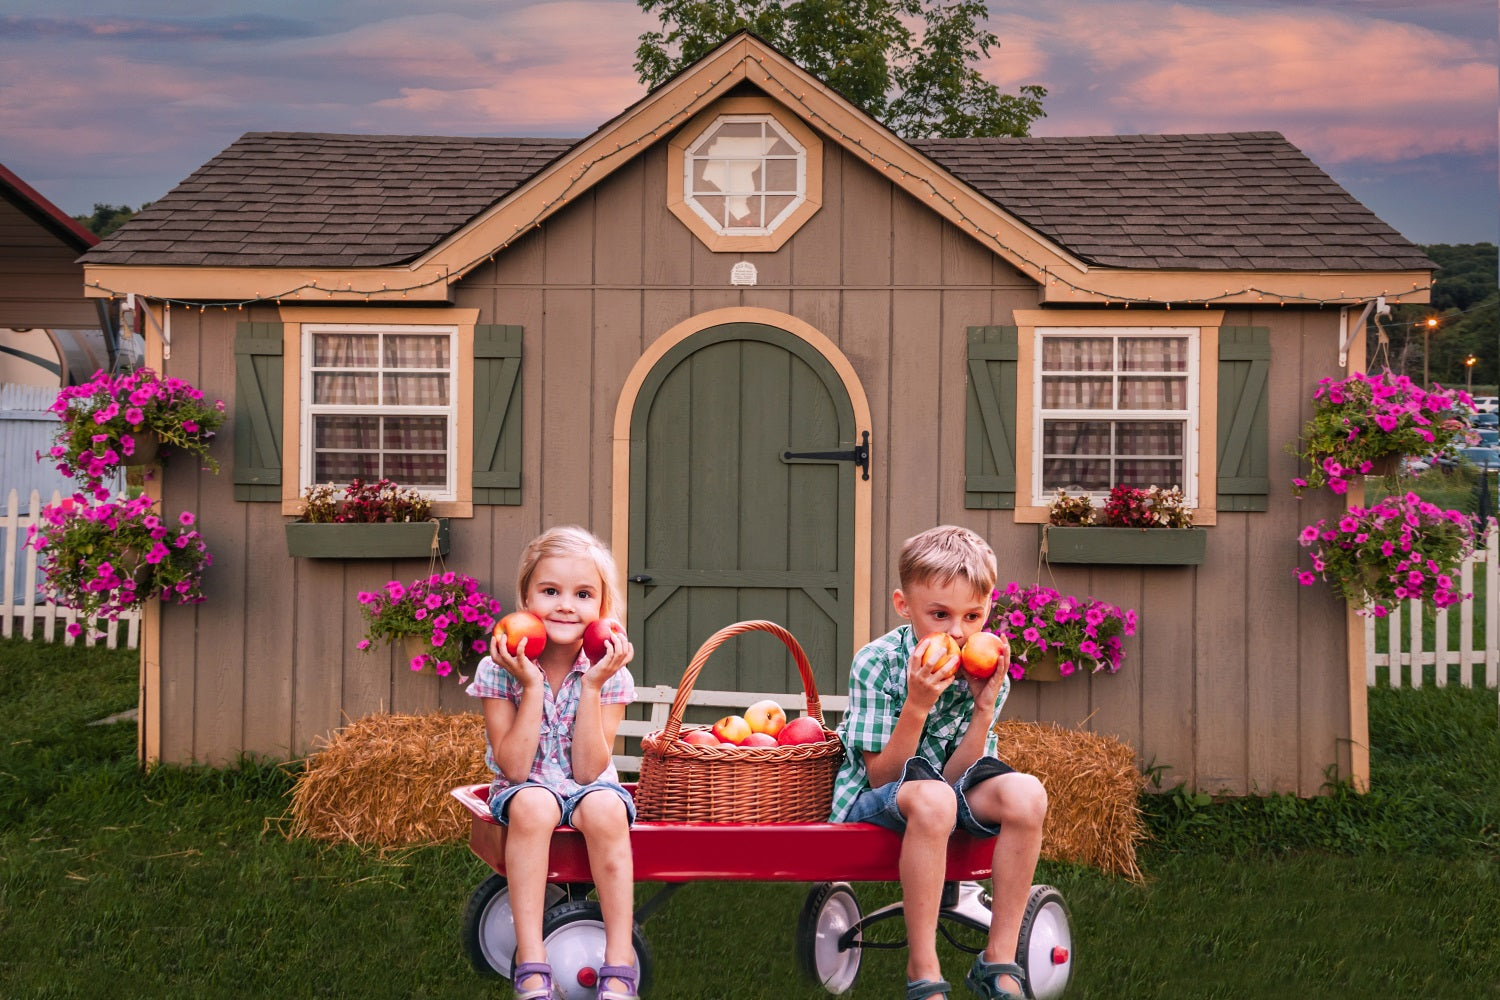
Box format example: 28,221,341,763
78,33,1432,795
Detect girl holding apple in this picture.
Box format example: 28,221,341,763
830,525,1048,1000
466,526,639,1000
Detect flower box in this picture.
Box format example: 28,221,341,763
1040,525,1207,565
284,519,450,559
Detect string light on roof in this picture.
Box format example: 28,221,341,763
84,55,1433,312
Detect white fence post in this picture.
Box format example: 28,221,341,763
0,487,141,649
1366,520,1499,689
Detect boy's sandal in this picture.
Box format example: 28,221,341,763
511,961,560,1000
964,957,1027,1000
907,978,953,1000
597,963,640,1000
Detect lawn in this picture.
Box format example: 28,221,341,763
1,637,1496,999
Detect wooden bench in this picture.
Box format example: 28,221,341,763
613,685,848,776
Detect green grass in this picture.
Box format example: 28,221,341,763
2,638,1497,999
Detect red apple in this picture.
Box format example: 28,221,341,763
711,715,752,745
681,728,718,746
775,715,826,746
743,698,787,737
742,732,778,747
960,631,1007,680
582,618,627,663
494,611,547,659
918,632,960,671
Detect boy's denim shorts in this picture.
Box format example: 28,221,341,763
844,755,1014,837
488,779,637,827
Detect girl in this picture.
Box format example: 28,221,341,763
467,526,639,1000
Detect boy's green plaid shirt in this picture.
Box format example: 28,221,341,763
828,624,1010,821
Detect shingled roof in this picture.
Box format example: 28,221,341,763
83,129,1431,273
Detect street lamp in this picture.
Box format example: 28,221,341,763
1422,316,1438,387
1466,354,1477,393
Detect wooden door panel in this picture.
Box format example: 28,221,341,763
629,323,855,701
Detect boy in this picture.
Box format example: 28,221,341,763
830,525,1047,1000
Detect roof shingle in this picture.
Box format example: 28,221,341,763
83,129,1432,273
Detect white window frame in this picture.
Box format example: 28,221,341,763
1030,326,1201,509
682,114,807,237
300,323,460,501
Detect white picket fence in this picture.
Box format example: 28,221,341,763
1,488,141,649
1365,520,1499,689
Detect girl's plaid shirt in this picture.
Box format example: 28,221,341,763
828,624,1008,821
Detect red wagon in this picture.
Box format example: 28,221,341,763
451,783,1073,998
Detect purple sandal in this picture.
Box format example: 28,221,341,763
597,963,640,1000
512,961,559,1000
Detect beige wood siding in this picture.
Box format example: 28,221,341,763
151,133,1352,797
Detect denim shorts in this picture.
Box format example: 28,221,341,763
844,755,1014,837
488,779,637,827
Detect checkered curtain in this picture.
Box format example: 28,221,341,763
310,332,450,486
1041,335,1187,491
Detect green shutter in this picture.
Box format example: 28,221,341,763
1217,326,1271,511
965,326,1018,509
473,324,523,505
233,322,284,502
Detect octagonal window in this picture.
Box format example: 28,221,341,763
683,115,806,237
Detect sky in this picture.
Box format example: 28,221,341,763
2,0,1496,247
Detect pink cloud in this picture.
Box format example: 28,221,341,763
985,2,1495,164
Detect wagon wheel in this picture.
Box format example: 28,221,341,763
538,899,653,1000
1016,885,1073,999
460,875,572,977
795,881,863,994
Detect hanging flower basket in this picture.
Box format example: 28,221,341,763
357,572,503,678
26,493,213,636
1290,371,1473,496
986,583,1138,681
43,367,225,500
1294,492,1476,617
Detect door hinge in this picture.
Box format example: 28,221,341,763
782,430,870,480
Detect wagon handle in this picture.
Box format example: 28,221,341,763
661,620,823,741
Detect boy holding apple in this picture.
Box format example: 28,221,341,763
830,525,1047,1000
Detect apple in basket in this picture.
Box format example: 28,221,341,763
681,728,718,746
711,715,752,745
960,631,1007,680
494,611,547,658
582,618,627,663
742,732,778,747
743,698,787,738
776,716,825,746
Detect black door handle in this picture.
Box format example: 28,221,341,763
628,574,652,584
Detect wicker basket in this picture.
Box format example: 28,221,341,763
635,620,845,824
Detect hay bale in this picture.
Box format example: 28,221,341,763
994,720,1147,882
287,711,490,847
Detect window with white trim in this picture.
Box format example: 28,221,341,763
301,324,458,499
1034,328,1198,504
683,115,806,236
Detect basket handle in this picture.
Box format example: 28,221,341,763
661,620,823,741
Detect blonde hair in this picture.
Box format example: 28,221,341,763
897,525,997,598
515,526,624,619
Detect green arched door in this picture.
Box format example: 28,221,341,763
627,323,861,704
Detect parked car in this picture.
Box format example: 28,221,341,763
1436,446,1500,471
1475,428,1500,448
1471,411,1499,429
1470,395,1498,414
